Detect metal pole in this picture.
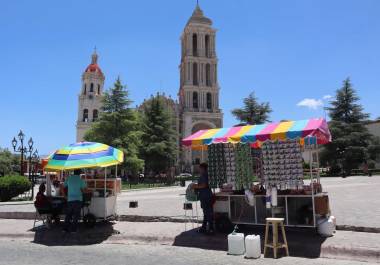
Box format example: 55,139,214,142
20,145,24,176
310,143,316,227
316,146,321,184
29,152,33,200
104,167,107,221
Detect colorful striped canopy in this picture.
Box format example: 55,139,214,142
182,118,331,149
45,142,124,171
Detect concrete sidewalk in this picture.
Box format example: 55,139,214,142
0,219,379,263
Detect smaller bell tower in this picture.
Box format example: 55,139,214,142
76,49,105,141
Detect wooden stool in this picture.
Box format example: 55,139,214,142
264,217,289,259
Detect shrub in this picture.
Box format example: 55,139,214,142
0,175,31,202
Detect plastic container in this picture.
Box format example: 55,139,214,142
228,231,245,255
245,235,261,259
318,218,334,237
266,189,271,209
329,216,336,231
271,187,278,207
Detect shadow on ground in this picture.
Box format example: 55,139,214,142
173,226,327,259
31,221,119,246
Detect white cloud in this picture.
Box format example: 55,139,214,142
297,98,323,110
323,95,332,100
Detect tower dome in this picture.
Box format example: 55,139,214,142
84,50,104,76
187,4,212,26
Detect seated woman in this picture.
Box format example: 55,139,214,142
35,183,50,211
35,183,64,223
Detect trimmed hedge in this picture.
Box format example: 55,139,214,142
0,175,31,202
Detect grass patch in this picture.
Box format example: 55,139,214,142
121,182,176,190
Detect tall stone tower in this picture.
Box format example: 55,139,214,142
76,50,105,141
179,4,223,169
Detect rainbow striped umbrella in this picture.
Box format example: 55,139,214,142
45,142,124,171
182,118,331,149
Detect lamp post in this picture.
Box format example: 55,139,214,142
11,130,37,199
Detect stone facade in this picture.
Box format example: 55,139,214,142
76,51,105,142
366,120,380,167
178,4,223,170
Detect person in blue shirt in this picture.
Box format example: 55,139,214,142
63,169,86,233
192,163,214,235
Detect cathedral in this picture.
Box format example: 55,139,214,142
76,4,223,171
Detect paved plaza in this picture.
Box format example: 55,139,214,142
0,176,379,228
0,239,376,265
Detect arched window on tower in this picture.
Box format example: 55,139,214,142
193,63,198,86
192,34,198,56
205,35,210,57
193,92,198,109
84,84,87,95
93,109,98,121
83,109,88,122
207,93,212,110
206,63,211,87
90,83,94,92
97,84,100,95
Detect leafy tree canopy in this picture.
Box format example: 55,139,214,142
84,77,144,175
0,148,14,176
140,95,177,175
232,92,272,125
320,78,378,174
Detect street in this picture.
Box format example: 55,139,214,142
0,240,376,265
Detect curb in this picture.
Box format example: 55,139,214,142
0,212,200,223
0,212,36,219
0,202,33,206
2,212,380,233
121,185,181,192
321,245,380,263
336,225,380,234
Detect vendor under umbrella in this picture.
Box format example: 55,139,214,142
192,162,214,235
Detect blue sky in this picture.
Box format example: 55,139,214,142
1,0,379,154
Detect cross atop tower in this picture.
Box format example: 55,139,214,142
91,47,98,64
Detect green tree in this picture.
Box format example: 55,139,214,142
84,77,144,175
0,148,14,176
140,95,177,176
232,92,272,125
320,78,376,175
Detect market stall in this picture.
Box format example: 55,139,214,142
44,142,123,221
182,118,332,230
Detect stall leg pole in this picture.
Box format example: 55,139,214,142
316,145,321,184
104,167,107,221
46,173,52,197
310,147,316,227
116,165,118,178
195,199,199,229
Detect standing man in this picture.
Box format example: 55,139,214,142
63,169,86,233
192,163,214,235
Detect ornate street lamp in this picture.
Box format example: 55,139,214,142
11,130,37,199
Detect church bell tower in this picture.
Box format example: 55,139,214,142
179,4,223,168
76,50,105,141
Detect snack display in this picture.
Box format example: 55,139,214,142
261,139,304,190
208,143,254,189
208,143,227,188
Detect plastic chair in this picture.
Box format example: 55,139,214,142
33,203,52,229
